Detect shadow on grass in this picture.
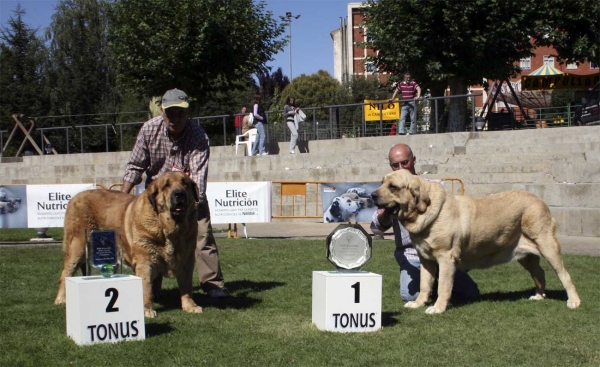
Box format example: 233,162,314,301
145,322,175,338
445,288,569,309
476,288,568,303
154,280,286,312
381,311,400,327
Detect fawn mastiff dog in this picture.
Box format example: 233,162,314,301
54,171,202,318
371,170,581,314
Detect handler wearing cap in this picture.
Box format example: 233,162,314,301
121,88,229,298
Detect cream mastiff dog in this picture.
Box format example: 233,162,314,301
54,171,203,318
371,170,581,314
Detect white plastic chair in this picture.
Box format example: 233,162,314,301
235,129,258,156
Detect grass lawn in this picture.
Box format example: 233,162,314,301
1,238,599,367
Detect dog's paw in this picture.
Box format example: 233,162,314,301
53,297,66,305
528,293,546,301
425,306,445,314
404,301,423,309
144,308,157,318
567,299,581,309
184,305,203,314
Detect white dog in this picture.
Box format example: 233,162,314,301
323,188,374,223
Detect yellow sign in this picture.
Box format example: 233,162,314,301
521,74,600,90
363,99,400,121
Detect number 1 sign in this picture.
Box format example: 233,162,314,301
312,271,382,332
65,275,145,345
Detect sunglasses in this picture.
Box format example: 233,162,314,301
390,158,411,169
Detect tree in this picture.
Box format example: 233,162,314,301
539,0,599,64
257,67,290,110
45,0,123,152
344,77,389,103
364,0,549,131
109,0,287,102
0,5,48,136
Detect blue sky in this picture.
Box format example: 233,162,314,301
0,0,352,80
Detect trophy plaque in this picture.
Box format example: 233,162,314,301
326,224,372,271
86,229,122,277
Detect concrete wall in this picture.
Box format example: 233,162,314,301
2,126,599,237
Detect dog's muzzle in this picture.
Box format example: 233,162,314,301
170,189,188,217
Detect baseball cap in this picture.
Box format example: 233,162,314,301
162,88,189,109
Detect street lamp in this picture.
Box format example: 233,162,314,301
280,12,300,80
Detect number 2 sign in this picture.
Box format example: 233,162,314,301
65,275,146,345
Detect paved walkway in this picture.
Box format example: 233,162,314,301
3,223,598,257
213,223,600,257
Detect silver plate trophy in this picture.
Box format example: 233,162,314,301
326,224,372,271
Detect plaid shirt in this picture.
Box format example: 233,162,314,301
123,115,210,200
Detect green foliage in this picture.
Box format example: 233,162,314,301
0,4,49,152
45,0,124,153
345,77,390,103
362,0,555,132
0,240,599,366
537,0,600,64
550,89,577,108
257,67,290,110
108,0,287,102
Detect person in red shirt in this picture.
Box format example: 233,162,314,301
234,106,246,136
389,72,421,135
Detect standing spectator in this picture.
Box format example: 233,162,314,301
371,143,479,302
251,94,268,156
284,96,301,154
234,106,246,136
389,72,421,135
121,88,229,298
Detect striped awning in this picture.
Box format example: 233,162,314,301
528,65,564,76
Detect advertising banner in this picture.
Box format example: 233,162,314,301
321,182,381,223
363,100,400,121
26,184,96,228
206,182,271,224
0,185,28,229
521,73,599,90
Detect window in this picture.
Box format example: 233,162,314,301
365,62,377,73
543,56,554,66
591,61,599,69
520,57,531,70
566,62,578,70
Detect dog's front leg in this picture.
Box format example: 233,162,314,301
404,258,437,309
135,262,158,318
176,257,202,314
426,256,456,314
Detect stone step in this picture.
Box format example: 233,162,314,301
467,126,600,146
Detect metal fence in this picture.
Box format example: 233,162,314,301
1,92,581,156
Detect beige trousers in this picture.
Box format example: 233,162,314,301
196,199,225,292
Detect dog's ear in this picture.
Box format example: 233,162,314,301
408,176,430,213
341,192,359,200
147,183,159,213
329,199,341,219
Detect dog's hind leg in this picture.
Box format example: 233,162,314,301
517,253,546,301
54,237,86,305
535,233,581,309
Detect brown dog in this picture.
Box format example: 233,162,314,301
54,171,202,318
371,169,581,314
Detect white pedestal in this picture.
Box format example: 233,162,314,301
312,271,382,333
66,275,146,345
